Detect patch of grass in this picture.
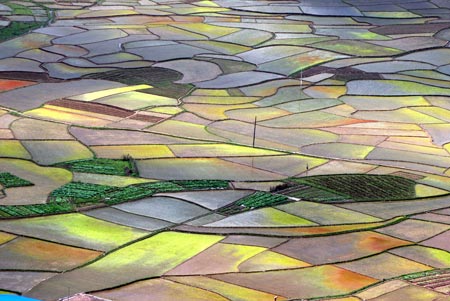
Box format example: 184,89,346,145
286,174,417,202
56,158,138,177
0,172,33,188
0,21,44,42
219,191,289,215
7,3,32,15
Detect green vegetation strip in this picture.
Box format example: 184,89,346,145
0,21,44,42
0,180,229,218
285,174,416,202
0,172,33,188
0,200,73,218
402,268,450,281
56,158,138,177
219,191,289,215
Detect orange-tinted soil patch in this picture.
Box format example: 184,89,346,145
0,79,36,92
0,237,102,271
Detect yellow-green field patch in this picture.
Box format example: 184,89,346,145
27,232,223,300
166,243,266,275
0,213,148,251
0,140,31,159
169,144,284,157
91,145,174,159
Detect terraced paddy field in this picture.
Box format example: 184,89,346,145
1,0,450,300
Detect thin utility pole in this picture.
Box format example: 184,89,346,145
252,116,257,147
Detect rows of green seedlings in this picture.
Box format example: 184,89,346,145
0,201,73,218
219,191,289,215
289,174,417,202
172,180,229,190
287,186,349,202
0,180,230,218
0,172,33,188
55,158,137,177
50,182,115,205
103,181,184,205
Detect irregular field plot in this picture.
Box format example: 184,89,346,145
337,253,432,280
137,158,284,181
376,219,450,242
166,276,289,301
114,196,210,223
157,190,253,210
276,201,381,225
290,174,417,202
27,232,223,301
0,271,56,293
390,246,450,269
91,145,174,159
205,207,317,227
85,207,173,231
21,140,93,165
0,237,102,271
0,213,149,251
212,265,377,299
95,278,229,301
272,231,411,265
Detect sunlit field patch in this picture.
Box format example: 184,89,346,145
25,106,112,127
0,232,15,245
69,84,152,101
72,172,153,187
390,246,450,269
0,140,31,159
168,143,284,157
0,213,149,251
205,207,317,227
0,237,102,271
166,242,266,275
238,250,311,272
91,145,174,159
26,232,223,300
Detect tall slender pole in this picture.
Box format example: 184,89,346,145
252,116,257,147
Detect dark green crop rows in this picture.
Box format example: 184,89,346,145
0,172,33,188
56,158,138,176
219,191,289,215
50,182,114,205
0,201,73,218
287,186,349,202
172,180,229,190
288,174,417,202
